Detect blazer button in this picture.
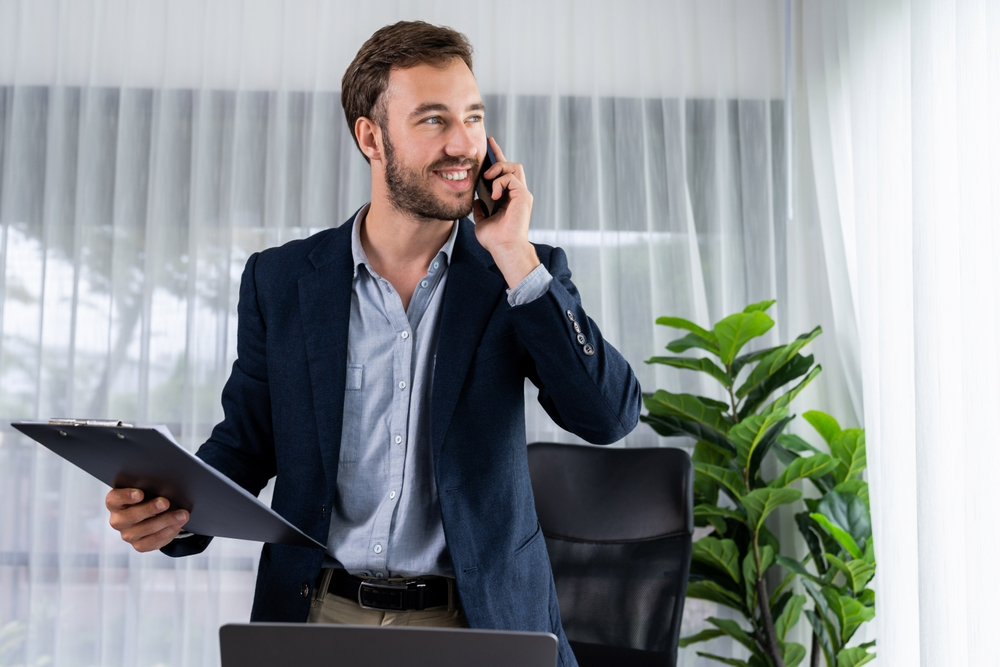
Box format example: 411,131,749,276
566,310,576,322
576,333,587,345
573,321,581,334
300,583,310,598
583,344,595,356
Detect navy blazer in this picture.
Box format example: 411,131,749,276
163,215,642,667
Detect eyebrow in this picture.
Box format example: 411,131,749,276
409,101,486,118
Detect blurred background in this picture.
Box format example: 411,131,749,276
0,0,884,665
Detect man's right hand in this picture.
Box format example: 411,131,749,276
106,488,190,552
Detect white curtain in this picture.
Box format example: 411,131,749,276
804,1,1000,665
0,1,858,666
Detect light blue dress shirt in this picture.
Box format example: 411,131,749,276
327,205,552,579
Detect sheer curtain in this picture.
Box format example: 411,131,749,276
0,2,853,666
804,1,1000,665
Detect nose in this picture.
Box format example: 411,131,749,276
444,123,480,162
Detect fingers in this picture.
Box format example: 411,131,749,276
106,487,143,511
472,198,488,223
128,519,189,553
483,137,526,185
118,508,190,552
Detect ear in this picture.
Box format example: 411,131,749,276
355,117,383,162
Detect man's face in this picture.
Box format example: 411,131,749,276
378,59,487,222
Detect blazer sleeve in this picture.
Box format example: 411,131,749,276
162,252,278,557
510,246,642,444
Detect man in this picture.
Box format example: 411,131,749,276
106,21,640,667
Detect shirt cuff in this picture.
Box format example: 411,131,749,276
506,263,553,307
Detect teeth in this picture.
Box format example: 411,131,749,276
439,170,468,181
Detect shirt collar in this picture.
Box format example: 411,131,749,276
350,203,461,278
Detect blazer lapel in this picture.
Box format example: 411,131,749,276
298,219,356,491
431,220,506,461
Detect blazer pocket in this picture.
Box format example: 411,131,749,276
512,521,543,557
474,332,517,364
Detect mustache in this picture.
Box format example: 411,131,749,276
428,158,480,173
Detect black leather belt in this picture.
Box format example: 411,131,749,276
327,569,451,611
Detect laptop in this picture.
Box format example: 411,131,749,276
219,623,559,667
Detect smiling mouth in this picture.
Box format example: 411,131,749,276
435,169,469,182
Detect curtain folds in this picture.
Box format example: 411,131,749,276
804,1,1000,665
0,2,859,666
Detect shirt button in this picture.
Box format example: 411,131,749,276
420,280,429,289
398,380,406,390
389,491,396,499
433,261,440,270
401,331,409,339
375,572,384,579
395,435,403,444
373,544,383,554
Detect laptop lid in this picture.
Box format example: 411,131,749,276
219,623,559,667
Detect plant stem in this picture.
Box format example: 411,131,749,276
726,364,739,420
753,534,785,667
810,632,820,667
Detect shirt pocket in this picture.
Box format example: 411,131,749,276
340,364,364,462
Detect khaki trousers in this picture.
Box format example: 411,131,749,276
306,569,469,628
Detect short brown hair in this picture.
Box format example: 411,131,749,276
341,21,474,160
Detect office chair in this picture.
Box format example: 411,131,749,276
527,442,693,667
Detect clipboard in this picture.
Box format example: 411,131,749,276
12,420,325,550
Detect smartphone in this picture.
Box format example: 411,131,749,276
476,142,509,218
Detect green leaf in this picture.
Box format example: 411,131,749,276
707,618,763,658
758,365,822,418
770,572,797,609
738,354,816,419
656,315,718,346
775,555,825,585
731,409,789,471
743,299,776,314
778,433,821,454
644,391,731,431
829,429,866,483
770,454,838,488
667,332,723,355
742,552,759,611
736,326,822,399
694,462,748,501
713,311,775,365
695,504,748,527
795,513,831,575
826,554,876,595
805,609,837,667
742,488,802,531
782,642,807,667
639,413,737,455
731,345,782,379
695,653,750,667
685,580,746,612
678,629,726,648
858,588,875,607
775,594,806,642
816,490,872,553
646,355,733,387
823,587,876,644
811,514,863,559
748,417,794,481
692,441,726,505
803,410,842,445
692,538,742,583
837,647,876,667
833,479,870,508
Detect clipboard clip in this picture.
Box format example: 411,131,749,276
49,418,134,428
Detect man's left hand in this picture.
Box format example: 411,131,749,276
472,137,540,288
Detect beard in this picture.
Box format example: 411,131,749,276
383,128,478,222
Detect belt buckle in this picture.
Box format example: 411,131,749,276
357,579,427,611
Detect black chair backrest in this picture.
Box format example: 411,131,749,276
527,443,693,666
